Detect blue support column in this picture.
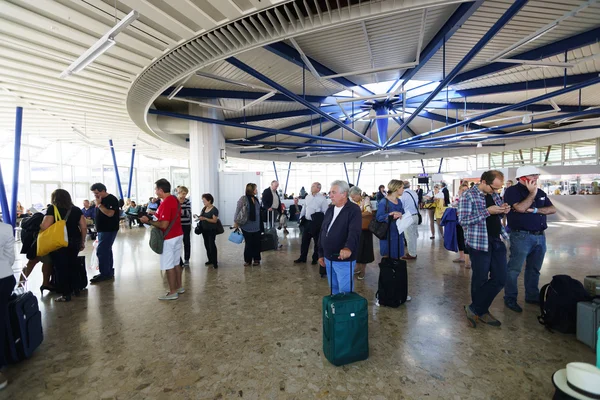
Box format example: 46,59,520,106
127,144,136,199
356,162,363,187
284,162,291,196
0,164,11,226
10,107,23,228
438,158,444,174
384,0,528,148
344,163,350,184
421,159,429,192
272,162,279,182
109,140,124,200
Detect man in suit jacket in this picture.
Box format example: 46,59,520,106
318,180,362,295
441,182,451,207
261,180,282,228
288,197,302,222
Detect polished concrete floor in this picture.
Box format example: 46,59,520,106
4,217,598,399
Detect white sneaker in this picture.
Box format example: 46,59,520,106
158,292,179,301
407,295,412,301
177,287,185,294
0,372,7,390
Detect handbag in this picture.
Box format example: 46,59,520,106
37,206,72,257
368,201,389,240
194,221,203,235
234,196,249,225
149,202,180,254
215,219,225,235
228,228,244,244
407,192,422,225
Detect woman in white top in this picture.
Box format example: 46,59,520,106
0,222,16,390
349,186,374,280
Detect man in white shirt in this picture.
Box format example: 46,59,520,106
294,182,329,265
0,222,15,390
400,181,420,260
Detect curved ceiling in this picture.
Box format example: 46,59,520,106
136,0,600,162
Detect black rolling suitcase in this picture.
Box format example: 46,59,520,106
6,291,43,363
260,210,279,252
376,217,408,307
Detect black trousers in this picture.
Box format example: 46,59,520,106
126,215,139,227
51,244,80,297
0,275,16,367
182,224,191,261
242,230,261,263
299,221,319,262
203,230,218,265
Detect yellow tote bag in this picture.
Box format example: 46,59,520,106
37,206,70,257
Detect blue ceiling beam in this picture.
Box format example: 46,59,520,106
148,109,373,148
451,26,600,84
247,116,330,142
420,102,581,113
226,57,381,148
392,74,600,147
387,0,485,93
406,72,600,103
227,140,366,149
225,103,364,123
240,147,362,155
415,110,505,133
264,42,374,97
164,88,328,104
384,0,529,148
391,113,417,137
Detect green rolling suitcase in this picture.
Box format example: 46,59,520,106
322,260,369,366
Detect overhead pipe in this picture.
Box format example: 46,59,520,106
10,106,23,228
356,162,363,187
283,162,291,196
384,0,529,148
109,139,124,200
344,163,350,184
272,162,279,182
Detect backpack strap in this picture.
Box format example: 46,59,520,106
537,283,551,330
164,202,181,237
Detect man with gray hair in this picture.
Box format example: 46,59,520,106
400,181,420,260
295,182,328,265
318,180,362,294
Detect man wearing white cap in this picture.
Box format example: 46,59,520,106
503,165,556,313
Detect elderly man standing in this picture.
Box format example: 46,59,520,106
503,166,556,313
400,181,420,260
261,180,282,227
295,182,328,265
318,180,362,295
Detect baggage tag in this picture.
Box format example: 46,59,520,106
350,313,355,317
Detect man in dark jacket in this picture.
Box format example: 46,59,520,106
441,182,451,207
261,180,282,228
318,180,362,295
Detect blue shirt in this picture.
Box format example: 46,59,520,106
400,190,419,216
504,183,553,232
81,207,95,219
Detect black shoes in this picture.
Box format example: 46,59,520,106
525,298,540,305
90,275,113,283
294,259,306,264
504,300,523,313
311,260,318,265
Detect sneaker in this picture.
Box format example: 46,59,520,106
158,292,179,301
464,305,478,328
479,313,502,327
505,300,523,313
525,298,540,305
177,287,185,294
406,295,412,301
183,261,190,267
0,371,7,390
357,273,365,280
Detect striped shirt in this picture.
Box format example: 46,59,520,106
458,185,508,252
180,198,192,226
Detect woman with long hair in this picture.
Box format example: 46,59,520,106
39,189,87,302
233,183,261,266
199,193,219,269
349,186,374,280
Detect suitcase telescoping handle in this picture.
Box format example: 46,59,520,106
386,207,402,259
329,253,353,296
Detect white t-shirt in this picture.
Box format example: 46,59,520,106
327,206,344,233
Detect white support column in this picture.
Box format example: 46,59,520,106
188,102,226,217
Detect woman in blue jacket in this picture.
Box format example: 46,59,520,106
376,179,405,259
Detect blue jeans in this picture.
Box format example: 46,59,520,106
325,258,355,295
504,231,546,303
468,237,507,316
97,231,118,277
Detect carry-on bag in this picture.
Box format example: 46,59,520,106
376,215,408,307
260,210,279,252
75,255,88,292
5,291,43,363
538,275,589,333
576,299,600,349
322,258,368,366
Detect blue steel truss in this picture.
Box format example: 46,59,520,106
147,0,600,157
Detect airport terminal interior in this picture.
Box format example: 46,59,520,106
1,0,600,398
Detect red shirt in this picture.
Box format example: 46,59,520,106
155,195,183,240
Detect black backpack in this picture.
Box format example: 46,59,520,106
537,275,589,333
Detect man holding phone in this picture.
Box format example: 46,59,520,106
503,166,556,313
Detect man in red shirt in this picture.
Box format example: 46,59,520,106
140,179,184,300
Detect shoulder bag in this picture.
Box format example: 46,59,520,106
408,192,422,225
234,196,249,225
368,200,389,240
194,207,205,235
37,206,72,257
149,202,181,254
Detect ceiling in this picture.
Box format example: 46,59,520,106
1,0,600,162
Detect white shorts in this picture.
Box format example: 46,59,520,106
160,235,183,271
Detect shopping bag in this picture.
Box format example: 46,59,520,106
90,240,99,270
36,207,70,257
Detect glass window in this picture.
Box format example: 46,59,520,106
30,162,60,181
564,140,596,161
